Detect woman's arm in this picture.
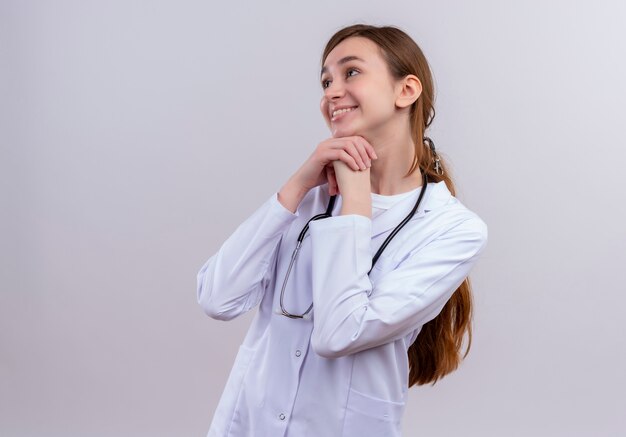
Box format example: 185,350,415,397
196,192,300,321
198,136,376,321
308,214,488,358
277,175,310,213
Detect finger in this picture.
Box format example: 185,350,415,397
351,139,371,168
321,141,363,171
338,150,360,171
354,136,378,160
346,142,367,170
323,149,358,171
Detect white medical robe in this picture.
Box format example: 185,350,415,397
197,180,488,437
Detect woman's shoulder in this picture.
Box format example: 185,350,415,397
387,181,488,259
424,180,487,230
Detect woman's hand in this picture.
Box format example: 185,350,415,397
332,159,372,217
293,136,378,196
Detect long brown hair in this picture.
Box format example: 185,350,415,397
321,23,474,387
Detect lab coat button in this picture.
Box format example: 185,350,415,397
295,350,301,357
279,413,286,420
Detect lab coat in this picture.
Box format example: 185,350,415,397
197,180,488,437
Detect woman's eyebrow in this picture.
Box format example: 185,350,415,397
320,56,366,77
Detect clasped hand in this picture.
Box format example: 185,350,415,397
331,159,372,218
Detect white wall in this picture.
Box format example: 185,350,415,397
1,1,624,436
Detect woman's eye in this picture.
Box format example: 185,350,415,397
321,68,359,89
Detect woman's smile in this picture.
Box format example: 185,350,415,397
331,106,359,122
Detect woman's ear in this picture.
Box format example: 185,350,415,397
395,74,422,109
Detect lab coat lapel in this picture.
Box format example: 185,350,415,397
370,181,452,238
320,180,452,239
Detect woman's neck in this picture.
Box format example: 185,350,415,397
365,127,423,196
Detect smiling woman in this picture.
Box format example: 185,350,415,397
330,104,358,122
197,23,488,437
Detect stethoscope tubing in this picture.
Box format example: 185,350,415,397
279,171,429,319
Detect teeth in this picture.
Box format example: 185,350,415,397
332,106,357,118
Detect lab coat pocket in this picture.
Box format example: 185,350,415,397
209,344,256,436
343,387,405,437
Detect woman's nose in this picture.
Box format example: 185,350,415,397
324,80,345,100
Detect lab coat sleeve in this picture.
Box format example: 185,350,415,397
308,214,488,359
196,192,299,321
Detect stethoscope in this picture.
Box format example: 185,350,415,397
278,170,429,319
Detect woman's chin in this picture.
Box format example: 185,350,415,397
331,125,361,138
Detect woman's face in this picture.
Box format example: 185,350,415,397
320,36,400,139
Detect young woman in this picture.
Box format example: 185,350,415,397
197,23,488,437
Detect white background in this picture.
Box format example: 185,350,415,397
1,1,625,436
